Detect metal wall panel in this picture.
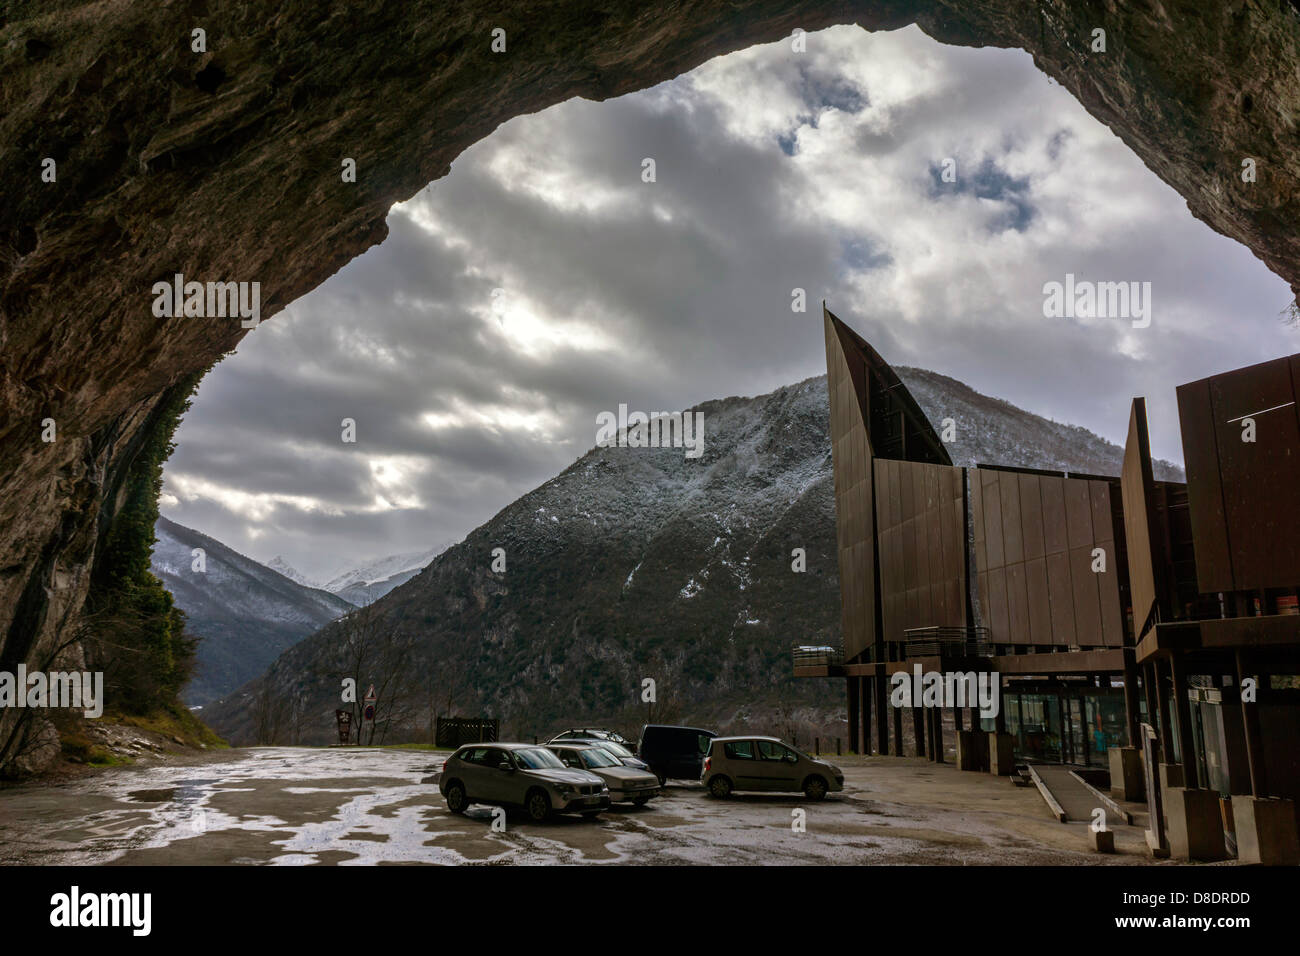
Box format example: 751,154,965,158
1020,474,1045,561
874,458,968,642
977,570,990,632
1090,482,1115,544
1209,356,1300,589
1064,480,1094,552
1006,562,1030,642
1041,476,1069,555
1088,480,1125,648
1046,550,1077,645
1001,473,1024,566
984,471,1005,568
972,468,1125,648
988,565,1010,640
824,311,877,661
1121,398,1162,639
1099,565,1125,647
1025,555,1053,640
971,477,987,573
1069,544,1104,646
1177,379,1235,592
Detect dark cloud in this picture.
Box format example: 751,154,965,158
929,157,1035,232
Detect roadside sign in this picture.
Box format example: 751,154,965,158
363,685,377,722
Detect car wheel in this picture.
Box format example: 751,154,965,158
633,795,651,806
445,781,467,814
581,810,602,819
803,775,828,801
656,773,667,787
709,775,733,799
526,789,551,822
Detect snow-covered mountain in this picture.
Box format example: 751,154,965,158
203,367,1180,746
321,547,445,606
151,517,355,706
265,556,319,589
268,548,448,606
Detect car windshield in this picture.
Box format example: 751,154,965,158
514,748,565,770
596,741,632,758
579,749,619,768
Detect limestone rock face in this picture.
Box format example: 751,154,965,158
1,2,1298,765
6,715,61,778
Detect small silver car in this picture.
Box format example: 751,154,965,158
439,742,610,821
548,735,652,772
547,743,660,805
701,736,844,800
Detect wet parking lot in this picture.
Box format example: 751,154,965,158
0,747,1162,865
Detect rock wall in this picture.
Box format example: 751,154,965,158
2,0,1298,770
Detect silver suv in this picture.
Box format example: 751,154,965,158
702,736,844,800
439,742,610,821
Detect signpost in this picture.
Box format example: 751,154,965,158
363,685,377,724
334,709,352,745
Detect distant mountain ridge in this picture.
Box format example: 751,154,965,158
322,547,444,606
151,517,355,706
202,367,1179,745
265,556,318,589
897,365,1183,479
262,548,446,606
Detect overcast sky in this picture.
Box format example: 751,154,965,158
160,24,1298,580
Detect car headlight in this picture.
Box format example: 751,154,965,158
556,784,576,795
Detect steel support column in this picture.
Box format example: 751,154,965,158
847,677,860,754
933,707,944,763
861,676,873,756
1155,659,1177,761
1236,649,1268,798
1122,649,1141,748
1169,652,1199,789
874,667,889,755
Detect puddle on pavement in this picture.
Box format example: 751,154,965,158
127,788,177,803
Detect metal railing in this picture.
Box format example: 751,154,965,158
792,644,844,667
901,625,991,659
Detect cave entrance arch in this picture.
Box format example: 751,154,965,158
3,3,1299,772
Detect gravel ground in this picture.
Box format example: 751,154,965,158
0,747,1182,865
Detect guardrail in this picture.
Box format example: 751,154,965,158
901,625,990,659
792,644,844,667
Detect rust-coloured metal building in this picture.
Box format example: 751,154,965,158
801,306,1300,862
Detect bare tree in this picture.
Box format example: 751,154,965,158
1282,299,1300,328
422,658,470,745
252,676,290,744
335,600,419,746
